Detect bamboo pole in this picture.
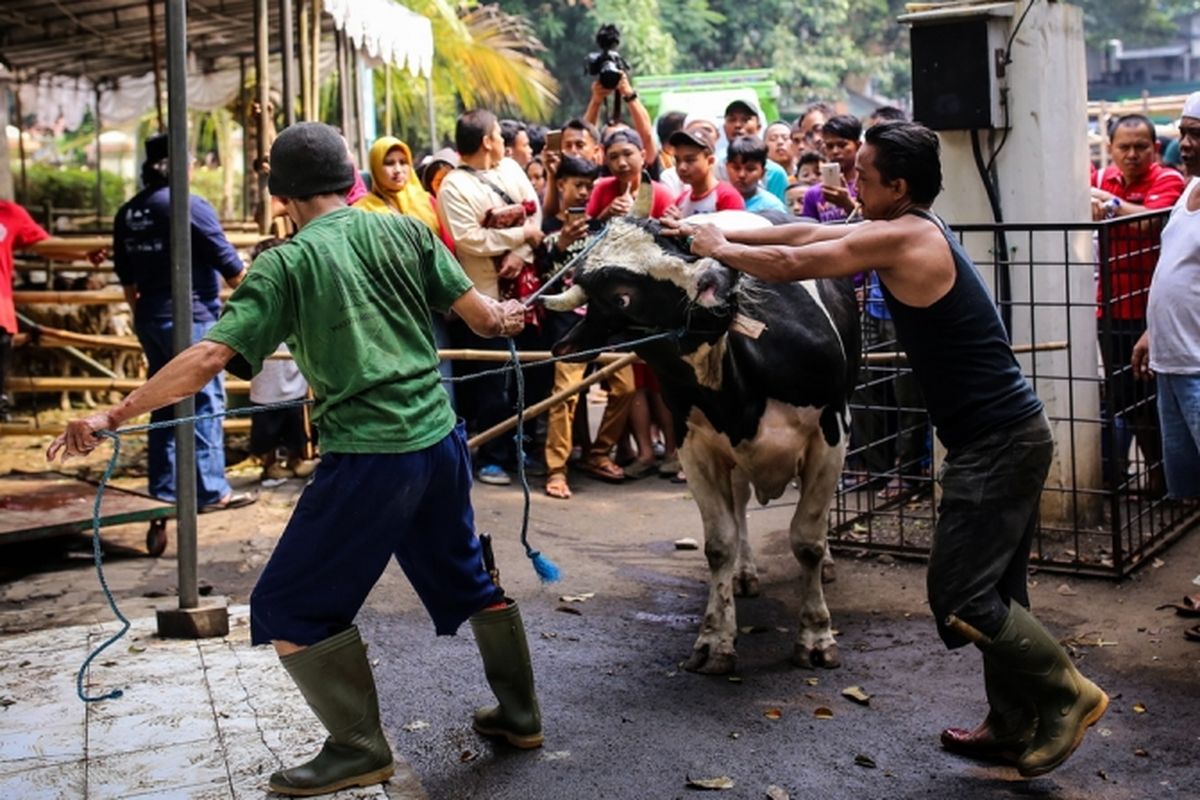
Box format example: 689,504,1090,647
1,418,252,437
467,353,638,450
254,0,272,234
14,82,28,205
10,376,251,393
311,0,322,121
298,0,312,121
862,340,1068,364
148,0,165,132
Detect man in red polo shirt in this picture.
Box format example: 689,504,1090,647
1091,114,1185,492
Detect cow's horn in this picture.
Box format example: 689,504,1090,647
542,284,589,311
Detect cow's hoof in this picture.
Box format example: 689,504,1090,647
733,574,760,598
681,646,737,675
792,643,841,670
821,561,837,584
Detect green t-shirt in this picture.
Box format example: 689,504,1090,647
206,206,474,453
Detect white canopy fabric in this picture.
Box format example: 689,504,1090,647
324,0,434,76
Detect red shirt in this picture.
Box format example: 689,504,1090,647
586,176,676,219
0,201,50,335
1098,163,1185,320
675,181,745,216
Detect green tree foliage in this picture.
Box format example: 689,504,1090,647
1077,0,1200,49
497,0,910,118
21,163,125,215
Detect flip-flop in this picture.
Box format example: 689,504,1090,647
1156,594,1200,617
544,475,572,500
1185,624,1200,643
199,491,258,514
582,457,625,483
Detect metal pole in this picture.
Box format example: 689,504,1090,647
336,31,349,136
311,0,323,122
425,71,436,149
383,64,392,137
94,86,104,230
165,0,198,610
280,0,296,128
14,83,28,205
148,0,165,132
239,56,250,220
352,51,366,166
297,0,311,121
254,0,271,234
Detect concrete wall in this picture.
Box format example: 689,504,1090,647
928,1,1100,522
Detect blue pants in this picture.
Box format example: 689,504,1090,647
1157,372,1200,499
135,317,231,506
249,422,504,646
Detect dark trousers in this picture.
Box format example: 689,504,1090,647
851,315,929,477
0,329,11,418
928,412,1053,649
448,318,552,468
1098,319,1162,487
249,423,504,645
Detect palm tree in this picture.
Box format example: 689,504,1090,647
375,0,559,150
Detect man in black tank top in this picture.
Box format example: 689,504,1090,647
666,121,1108,778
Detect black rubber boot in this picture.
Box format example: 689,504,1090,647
469,600,544,749
940,653,1035,763
980,605,1109,777
268,626,395,796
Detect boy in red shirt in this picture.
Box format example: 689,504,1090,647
586,129,676,220
667,127,745,217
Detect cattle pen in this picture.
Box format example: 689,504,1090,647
830,209,1200,578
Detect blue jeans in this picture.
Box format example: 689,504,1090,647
135,317,231,506
1157,373,1200,499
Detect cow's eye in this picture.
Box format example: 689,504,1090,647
614,292,632,309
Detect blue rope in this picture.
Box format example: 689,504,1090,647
76,430,129,703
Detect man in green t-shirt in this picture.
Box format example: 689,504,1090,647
48,122,544,796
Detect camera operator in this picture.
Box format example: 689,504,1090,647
584,72,658,181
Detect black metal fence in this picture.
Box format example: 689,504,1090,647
829,209,1200,578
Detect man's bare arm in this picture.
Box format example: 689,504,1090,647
450,288,526,339
47,340,236,461
699,221,902,282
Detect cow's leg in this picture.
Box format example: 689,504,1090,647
679,446,739,675
789,438,845,670
730,467,759,598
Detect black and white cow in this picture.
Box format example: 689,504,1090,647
545,213,860,674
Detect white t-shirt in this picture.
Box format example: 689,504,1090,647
1147,176,1200,374
250,344,309,403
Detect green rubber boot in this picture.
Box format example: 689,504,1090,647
940,654,1036,763
469,600,544,749
984,605,1109,778
269,626,395,796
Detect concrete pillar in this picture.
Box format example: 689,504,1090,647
920,2,1099,523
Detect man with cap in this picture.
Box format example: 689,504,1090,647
668,124,745,217
49,121,542,796
719,99,789,203
1133,91,1200,505
110,133,254,511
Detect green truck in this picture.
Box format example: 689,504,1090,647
634,68,783,127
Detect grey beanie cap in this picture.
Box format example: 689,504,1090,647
268,122,356,198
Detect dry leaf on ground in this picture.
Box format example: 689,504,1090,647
854,754,877,768
1133,702,1147,714
686,775,735,790
763,708,782,720
401,720,429,732
814,707,834,720
766,786,789,800
558,592,595,603
842,686,872,705
675,538,700,550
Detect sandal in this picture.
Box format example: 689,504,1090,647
1185,624,1200,643
623,460,658,480
544,474,572,500
658,455,682,477
582,456,625,483
876,478,914,501
1157,594,1200,617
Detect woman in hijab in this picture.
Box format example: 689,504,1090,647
355,136,452,249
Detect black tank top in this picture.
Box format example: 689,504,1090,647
879,209,1043,450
